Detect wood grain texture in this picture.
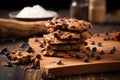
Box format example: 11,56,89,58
0,18,47,38
0,28,120,79
28,32,120,77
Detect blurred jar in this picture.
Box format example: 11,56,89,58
89,0,106,23
70,0,89,21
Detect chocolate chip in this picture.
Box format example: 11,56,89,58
50,21,54,25
12,57,17,61
36,54,41,59
80,23,86,27
86,47,91,51
92,47,97,52
111,38,115,40
80,33,84,38
91,41,95,45
67,34,73,39
56,60,62,65
109,50,115,54
105,32,109,36
2,48,8,52
97,42,102,47
7,62,13,67
53,32,58,38
39,43,44,48
100,50,105,55
7,56,12,60
84,42,88,46
26,55,31,61
0,47,8,54
70,25,76,30
96,55,102,60
26,47,34,53
4,52,10,56
111,46,117,51
104,36,110,41
89,25,92,29
54,30,63,38
84,56,89,62
34,36,38,42
76,55,82,59
55,21,58,24
96,33,100,36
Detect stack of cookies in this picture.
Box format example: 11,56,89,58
40,18,92,58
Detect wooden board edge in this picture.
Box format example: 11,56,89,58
43,62,120,77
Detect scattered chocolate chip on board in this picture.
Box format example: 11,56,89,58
28,31,120,76
28,17,120,77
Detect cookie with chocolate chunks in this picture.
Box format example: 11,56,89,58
46,18,92,32
43,33,84,44
43,43,85,51
52,30,91,40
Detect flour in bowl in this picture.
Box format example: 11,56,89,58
16,5,57,18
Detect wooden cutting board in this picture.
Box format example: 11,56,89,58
28,33,120,77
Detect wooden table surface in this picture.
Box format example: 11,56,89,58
0,8,120,80
0,23,120,80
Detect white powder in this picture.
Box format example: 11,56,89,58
16,5,57,18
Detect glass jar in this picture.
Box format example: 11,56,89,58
89,0,106,23
70,0,89,21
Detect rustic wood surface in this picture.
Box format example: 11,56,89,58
28,32,120,77
0,24,120,80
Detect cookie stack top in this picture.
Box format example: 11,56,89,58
40,17,92,58
46,17,92,33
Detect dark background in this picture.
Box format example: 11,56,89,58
0,0,119,12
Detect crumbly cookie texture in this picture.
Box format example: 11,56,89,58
46,17,92,32
5,50,41,69
43,33,84,44
51,30,91,40
40,17,92,58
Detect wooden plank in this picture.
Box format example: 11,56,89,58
28,32,120,77
13,66,27,80
0,67,16,80
0,67,8,80
5,67,16,80
24,69,41,80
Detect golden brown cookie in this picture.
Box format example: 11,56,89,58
46,18,92,32
51,30,91,40
43,33,83,44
